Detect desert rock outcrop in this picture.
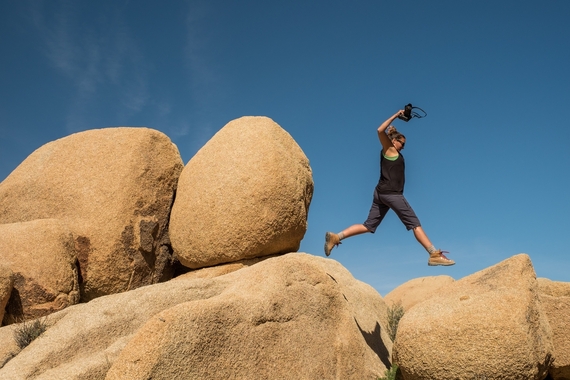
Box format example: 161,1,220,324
393,254,553,380
0,253,391,379
170,116,313,269
0,270,226,379
106,253,391,379
538,279,570,380
0,266,13,324
538,277,570,297
0,219,79,324
0,127,184,301
383,275,454,312
0,323,20,368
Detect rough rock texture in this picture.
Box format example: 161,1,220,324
0,266,13,325
538,277,570,297
383,275,454,312
106,253,390,380
0,306,75,369
538,280,570,380
170,116,313,269
0,323,20,368
540,295,570,380
393,254,553,380
0,128,184,301
0,272,225,379
0,254,390,380
0,220,79,324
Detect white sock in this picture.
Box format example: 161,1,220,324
427,245,437,254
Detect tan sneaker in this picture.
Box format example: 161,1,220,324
324,232,341,256
428,250,455,266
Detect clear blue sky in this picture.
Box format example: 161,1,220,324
2,1,569,296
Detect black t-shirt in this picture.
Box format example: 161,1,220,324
376,152,405,194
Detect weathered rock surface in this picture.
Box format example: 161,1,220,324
170,116,313,269
0,127,184,301
0,305,77,369
393,254,553,380
0,266,13,325
0,253,390,380
106,253,390,380
383,275,454,312
538,279,570,380
0,271,225,379
0,323,20,368
538,277,570,297
0,219,79,324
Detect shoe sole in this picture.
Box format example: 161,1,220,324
324,232,332,256
428,261,455,266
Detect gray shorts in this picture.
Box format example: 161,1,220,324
363,189,421,232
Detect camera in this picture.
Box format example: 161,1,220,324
398,104,413,122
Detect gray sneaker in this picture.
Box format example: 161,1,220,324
324,232,341,256
428,250,455,266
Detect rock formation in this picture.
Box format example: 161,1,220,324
0,219,79,324
0,324,19,368
538,278,570,380
383,275,454,312
393,254,553,380
538,277,570,297
0,254,391,380
170,116,313,269
0,127,184,302
1,118,568,379
0,266,13,325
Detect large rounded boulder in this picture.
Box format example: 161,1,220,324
393,254,554,380
0,254,392,379
105,253,391,380
538,278,570,380
0,128,184,301
170,116,313,269
0,219,79,324
383,275,455,312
